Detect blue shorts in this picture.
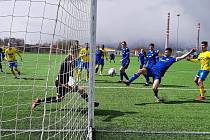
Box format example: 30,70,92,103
146,67,162,83
121,59,130,69
196,70,209,81
147,63,155,69
78,61,89,71
96,59,104,65
8,61,17,68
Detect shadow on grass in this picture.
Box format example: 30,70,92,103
36,108,88,114
95,109,137,122
21,77,45,80
160,84,189,88
135,99,210,106
96,74,120,77
163,99,210,104
95,79,126,84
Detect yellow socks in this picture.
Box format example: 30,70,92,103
199,86,205,97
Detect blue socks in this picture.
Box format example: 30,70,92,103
154,90,158,97
123,72,129,80
129,73,140,83
120,71,124,81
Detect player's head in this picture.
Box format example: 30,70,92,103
85,43,89,50
70,45,79,57
101,44,105,49
75,40,79,47
96,45,100,50
201,41,208,52
121,41,127,48
149,43,155,50
164,48,173,57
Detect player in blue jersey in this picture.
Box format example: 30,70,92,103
145,43,159,86
155,50,160,62
138,49,147,69
0,47,5,72
119,41,130,82
124,48,195,102
95,45,104,74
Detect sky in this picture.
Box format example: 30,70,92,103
97,0,210,49
0,0,210,49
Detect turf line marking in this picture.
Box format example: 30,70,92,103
0,85,204,91
0,129,86,132
96,130,210,135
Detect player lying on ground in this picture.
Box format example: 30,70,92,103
5,46,22,78
124,47,196,102
32,49,99,109
187,41,210,101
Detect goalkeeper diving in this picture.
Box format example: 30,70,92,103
32,46,99,109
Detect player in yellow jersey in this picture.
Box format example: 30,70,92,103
77,43,89,81
5,47,22,78
188,41,210,101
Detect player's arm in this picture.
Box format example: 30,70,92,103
104,50,108,61
176,48,196,61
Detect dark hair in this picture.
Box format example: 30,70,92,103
121,41,127,45
201,41,208,46
149,43,154,47
165,47,172,52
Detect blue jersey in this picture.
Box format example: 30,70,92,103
152,56,177,77
147,50,158,68
96,49,103,61
138,52,147,66
122,47,130,62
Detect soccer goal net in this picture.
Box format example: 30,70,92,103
0,0,96,139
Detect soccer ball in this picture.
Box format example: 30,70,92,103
108,68,116,76
68,76,76,86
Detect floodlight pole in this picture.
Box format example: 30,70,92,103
176,14,180,51
165,12,170,49
196,23,200,51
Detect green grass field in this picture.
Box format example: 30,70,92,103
1,53,210,140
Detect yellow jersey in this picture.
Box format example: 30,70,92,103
5,47,18,61
100,48,107,60
191,51,210,70
79,48,89,62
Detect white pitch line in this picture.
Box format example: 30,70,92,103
0,85,205,91
96,129,210,135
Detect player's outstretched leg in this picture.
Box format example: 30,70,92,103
124,68,147,86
